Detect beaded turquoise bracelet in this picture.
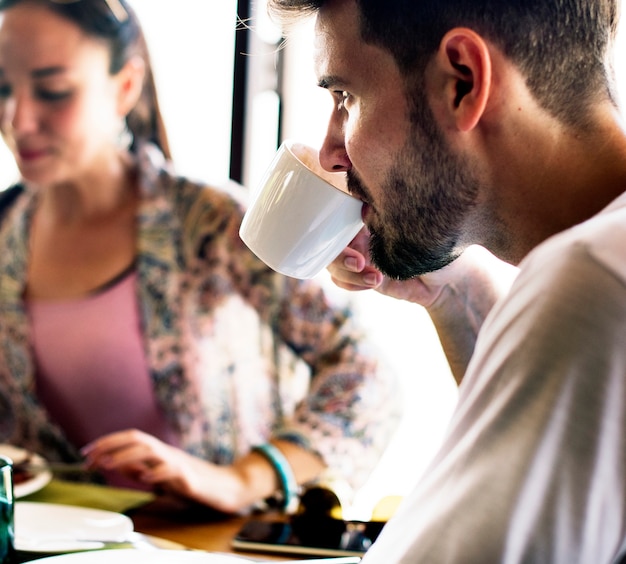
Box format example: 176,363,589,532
253,443,299,512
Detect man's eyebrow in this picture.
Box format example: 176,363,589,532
317,75,343,89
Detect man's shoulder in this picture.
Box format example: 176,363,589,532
576,191,626,282
516,191,626,282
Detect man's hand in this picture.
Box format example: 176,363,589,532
327,228,519,381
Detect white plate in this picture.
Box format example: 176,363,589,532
0,444,52,498
15,501,134,553
25,549,255,563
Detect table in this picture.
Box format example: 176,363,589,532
17,480,294,562
129,495,289,561
130,496,369,562
16,479,364,562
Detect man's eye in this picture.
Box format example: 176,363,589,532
335,90,351,111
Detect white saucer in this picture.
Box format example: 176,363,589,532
15,501,134,553
0,444,52,498
25,549,255,563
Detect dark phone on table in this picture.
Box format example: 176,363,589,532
231,515,384,558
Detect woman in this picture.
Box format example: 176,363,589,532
0,0,400,513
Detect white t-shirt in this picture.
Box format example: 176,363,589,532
364,191,626,563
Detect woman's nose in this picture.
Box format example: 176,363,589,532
3,94,38,135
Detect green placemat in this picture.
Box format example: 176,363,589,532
21,479,155,513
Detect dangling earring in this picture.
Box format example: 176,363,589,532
116,121,134,151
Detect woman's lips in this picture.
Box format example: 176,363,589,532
18,148,47,161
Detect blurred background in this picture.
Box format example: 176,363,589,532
6,0,620,516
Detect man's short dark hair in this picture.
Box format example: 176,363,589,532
268,0,621,129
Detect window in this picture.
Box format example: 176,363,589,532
0,0,238,189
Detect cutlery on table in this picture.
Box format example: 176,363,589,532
13,460,91,475
270,558,361,563
16,532,170,552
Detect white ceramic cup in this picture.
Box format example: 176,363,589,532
239,140,364,279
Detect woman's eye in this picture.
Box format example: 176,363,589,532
36,89,72,102
0,84,11,99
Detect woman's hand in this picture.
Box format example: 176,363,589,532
82,431,325,514
82,430,253,513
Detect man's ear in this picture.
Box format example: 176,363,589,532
432,28,491,132
115,55,146,117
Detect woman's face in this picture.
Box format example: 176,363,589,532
0,2,124,186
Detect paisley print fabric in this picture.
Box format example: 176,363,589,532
0,144,401,490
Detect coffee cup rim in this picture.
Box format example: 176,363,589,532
282,139,360,201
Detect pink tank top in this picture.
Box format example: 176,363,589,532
26,270,179,456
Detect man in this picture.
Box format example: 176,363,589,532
267,0,626,561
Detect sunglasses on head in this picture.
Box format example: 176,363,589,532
49,0,128,22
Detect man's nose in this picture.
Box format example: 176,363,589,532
318,112,351,173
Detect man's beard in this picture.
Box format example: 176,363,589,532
348,100,480,280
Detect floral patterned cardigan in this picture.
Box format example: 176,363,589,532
0,144,400,490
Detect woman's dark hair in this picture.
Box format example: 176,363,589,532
0,0,172,158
